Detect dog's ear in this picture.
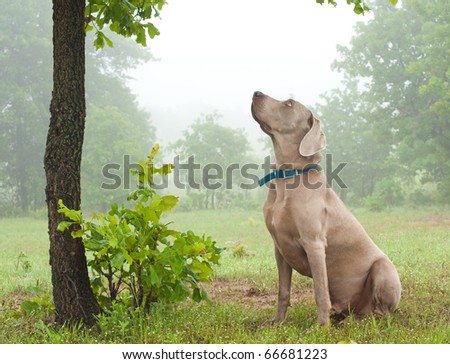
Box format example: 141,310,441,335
299,116,327,157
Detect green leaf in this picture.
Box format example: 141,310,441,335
111,3,123,22
124,1,136,12
57,221,73,232
143,206,158,223
147,23,160,39
109,21,121,34
57,200,83,223
122,248,133,265
102,32,114,48
169,255,184,275
160,195,179,212
66,211,82,223
97,247,108,259
136,27,147,46
201,286,210,301
129,249,151,262
161,163,174,175
84,238,107,251
192,287,202,302
389,0,398,5
156,1,166,11
149,266,161,287
189,259,214,281
108,205,117,217
71,229,84,239
353,3,364,15
148,144,160,160
110,251,125,268
85,3,99,16
93,32,105,49
172,282,190,301
21,300,40,315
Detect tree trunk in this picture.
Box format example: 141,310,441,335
44,0,101,325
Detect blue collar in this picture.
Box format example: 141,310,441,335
258,164,320,186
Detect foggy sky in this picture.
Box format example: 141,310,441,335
128,0,365,146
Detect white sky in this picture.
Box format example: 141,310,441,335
128,0,364,145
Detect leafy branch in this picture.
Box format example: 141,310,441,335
316,0,398,15
84,0,400,49
85,0,167,49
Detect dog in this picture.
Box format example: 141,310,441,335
251,91,401,325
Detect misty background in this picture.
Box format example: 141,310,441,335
127,0,358,143
1,0,449,215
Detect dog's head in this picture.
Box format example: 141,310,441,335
251,91,326,158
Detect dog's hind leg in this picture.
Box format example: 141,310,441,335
355,257,401,317
370,257,401,315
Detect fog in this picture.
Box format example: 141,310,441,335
2,0,366,214
128,0,361,144
4,0,445,214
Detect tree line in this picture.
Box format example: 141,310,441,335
0,0,155,215
1,0,448,216
315,0,449,209
0,0,257,215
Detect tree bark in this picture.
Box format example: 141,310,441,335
44,0,101,325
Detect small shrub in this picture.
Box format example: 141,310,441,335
225,241,254,258
21,294,55,317
58,145,222,312
16,252,32,273
409,188,436,206
363,178,405,212
232,243,247,257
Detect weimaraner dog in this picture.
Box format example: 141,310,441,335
251,91,401,325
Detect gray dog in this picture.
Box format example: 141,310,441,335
251,91,401,325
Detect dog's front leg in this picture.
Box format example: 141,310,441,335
268,246,292,324
304,242,331,325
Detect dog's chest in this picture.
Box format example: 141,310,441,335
264,195,312,276
265,189,301,229
266,205,298,237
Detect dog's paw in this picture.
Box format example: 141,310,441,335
318,315,330,326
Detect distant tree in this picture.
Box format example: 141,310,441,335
82,104,155,210
316,83,379,203
0,0,51,213
400,1,450,199
0,1,155,214
318,0,450,203
171,114,250,209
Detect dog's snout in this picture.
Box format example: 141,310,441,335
253,91,265,99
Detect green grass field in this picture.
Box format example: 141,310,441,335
0,207,449,343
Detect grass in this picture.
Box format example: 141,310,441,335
0,206,449,343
